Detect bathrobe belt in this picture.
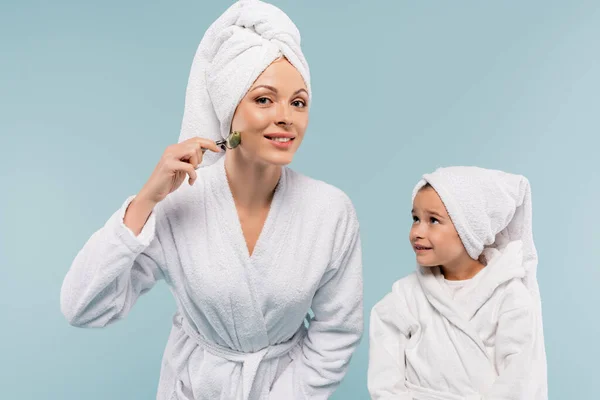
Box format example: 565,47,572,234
173,313,307,400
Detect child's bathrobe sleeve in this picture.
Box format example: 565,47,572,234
482,282,542,399
368,289,413,400
60,196,166,327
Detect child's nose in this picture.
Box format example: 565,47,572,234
410,225,426,241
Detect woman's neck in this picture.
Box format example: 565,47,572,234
224,152,281,210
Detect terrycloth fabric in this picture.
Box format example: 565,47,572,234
60,156,363,400
369,243,543,399
178,0,311,167
368,166,547,399
411,167,539,299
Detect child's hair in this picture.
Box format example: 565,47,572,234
420,182,432,190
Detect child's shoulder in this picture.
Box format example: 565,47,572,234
372,273,420,313
370,273,421,333
391,272,420,293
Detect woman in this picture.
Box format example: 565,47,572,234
60,1,363,399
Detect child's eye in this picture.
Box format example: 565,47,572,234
412,215,419,223
430,217,439,224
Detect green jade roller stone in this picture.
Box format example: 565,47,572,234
226,131,242,149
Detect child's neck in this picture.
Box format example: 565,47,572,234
441,257,485,281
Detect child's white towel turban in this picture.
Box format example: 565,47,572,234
412,166,547,396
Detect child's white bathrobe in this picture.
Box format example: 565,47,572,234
368,167,547,400
60,156,363,400
60,1,363,399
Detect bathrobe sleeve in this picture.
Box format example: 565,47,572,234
482,280,541,400
60,195,167,328
269,198,364,399
367,292,413,400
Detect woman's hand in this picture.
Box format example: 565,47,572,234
124,138,221,235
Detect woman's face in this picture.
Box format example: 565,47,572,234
230,57,309,166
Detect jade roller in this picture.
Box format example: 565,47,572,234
197,131,241,169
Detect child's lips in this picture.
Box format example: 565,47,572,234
414,244,432,252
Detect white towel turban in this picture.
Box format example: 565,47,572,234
412,166,547,396
177,0,311,167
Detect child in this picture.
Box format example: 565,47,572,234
368,167,548,400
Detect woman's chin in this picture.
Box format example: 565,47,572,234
260,150,296,166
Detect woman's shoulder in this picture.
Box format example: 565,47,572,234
285,167,357,219
145,179,208,230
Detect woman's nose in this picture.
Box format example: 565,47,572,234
275,103,293,127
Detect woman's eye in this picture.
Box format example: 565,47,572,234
256,97,272,105
292,100,306,108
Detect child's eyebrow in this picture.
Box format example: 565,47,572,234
426,210,445,219
411,208,445,218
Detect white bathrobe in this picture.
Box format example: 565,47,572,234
368,166,547,400
369,243,542,400
60,156,363,400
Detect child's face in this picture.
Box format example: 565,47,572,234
409,186,470,268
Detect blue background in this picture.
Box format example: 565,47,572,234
1,1,598,398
